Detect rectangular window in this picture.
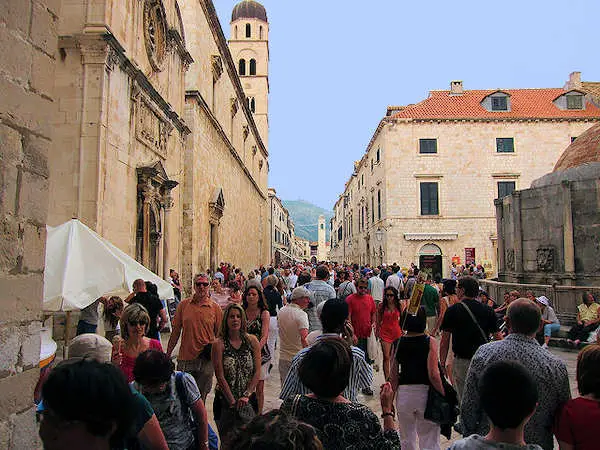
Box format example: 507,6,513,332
498,181,516,199
567,95,583,110
377,190,381,219
337,226,343,241
371,196,375,222
496,137,514,153
376,148,380,163
420,182,439,215
419,138,437,154
491,96,508,111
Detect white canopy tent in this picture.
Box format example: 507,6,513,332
44,219,174,312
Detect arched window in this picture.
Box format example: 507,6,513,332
234,26,238,39
239,59,246,75
259,26,263,39
249,59,256,75
245,23,251,38
250,98,256,112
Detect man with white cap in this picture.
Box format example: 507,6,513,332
277,286,310,383
536,296,560,349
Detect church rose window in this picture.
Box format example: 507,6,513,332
144,0,168,71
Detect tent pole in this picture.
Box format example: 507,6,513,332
64,311,71,359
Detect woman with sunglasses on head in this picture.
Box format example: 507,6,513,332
376,286,403,381
212,303,261,447
112,303,163,382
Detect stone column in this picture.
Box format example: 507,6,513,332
494,198,505,276
141,186,152,268
512,191,523,276
162,187,176,280
562,181,575,285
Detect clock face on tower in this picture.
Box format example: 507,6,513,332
144,0,168,71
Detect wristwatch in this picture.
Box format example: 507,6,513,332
242,391,251,398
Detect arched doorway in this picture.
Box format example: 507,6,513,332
419,243,442,281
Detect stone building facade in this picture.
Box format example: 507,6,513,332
269,188,296,264
47,0,271,292
181,0,269,285
330,76,600,279
0,0,56,447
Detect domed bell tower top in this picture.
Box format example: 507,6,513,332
229,1,270,150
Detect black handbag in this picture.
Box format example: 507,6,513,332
424,363,459,427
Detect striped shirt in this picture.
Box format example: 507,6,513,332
279,333,373,403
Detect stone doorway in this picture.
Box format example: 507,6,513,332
419,243,442,281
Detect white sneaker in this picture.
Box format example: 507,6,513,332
541,343,548,349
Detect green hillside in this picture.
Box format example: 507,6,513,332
282,200,333,242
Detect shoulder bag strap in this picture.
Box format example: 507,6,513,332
459,302,488,343
291,394,302,416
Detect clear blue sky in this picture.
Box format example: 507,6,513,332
214,0,600,211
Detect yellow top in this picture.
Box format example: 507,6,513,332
578,302,600,322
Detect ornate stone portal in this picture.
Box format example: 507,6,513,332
136,162,178,277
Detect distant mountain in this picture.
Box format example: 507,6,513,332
283,200,333,242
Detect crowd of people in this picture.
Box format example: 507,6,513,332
36,260,600,450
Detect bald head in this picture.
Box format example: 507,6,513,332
507,298,541,336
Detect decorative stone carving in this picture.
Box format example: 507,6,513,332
536,247,555,272
211,55,223,80
230,98,239,116
252,145,257,156
144,0,168,71
209,188,225,224
243,125,249,141
136,99,172,157
105,47,122,72
258,159,263,170
506,249,515,271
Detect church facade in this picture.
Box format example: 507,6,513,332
47,0,271,291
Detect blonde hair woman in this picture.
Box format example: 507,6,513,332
112,303,163,382
211,303,260,446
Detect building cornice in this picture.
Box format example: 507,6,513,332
404,232,458,241
185,90,266,200
198,0,268,159
389,117,600,124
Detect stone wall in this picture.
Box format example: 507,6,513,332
0,0,56,447
498,177,600,287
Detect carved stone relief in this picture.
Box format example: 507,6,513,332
506,249,515,271
135,99,172,157
211,55,223,80
536,247,555,272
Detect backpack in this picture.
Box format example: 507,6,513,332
174,372,219,450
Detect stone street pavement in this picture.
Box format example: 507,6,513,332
164,333,579,448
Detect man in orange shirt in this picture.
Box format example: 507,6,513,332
167,273,223,402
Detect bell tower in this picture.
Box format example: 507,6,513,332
229,1,269,150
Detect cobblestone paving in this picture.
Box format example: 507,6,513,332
164,334,579,448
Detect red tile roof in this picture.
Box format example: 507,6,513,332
392,88,600,120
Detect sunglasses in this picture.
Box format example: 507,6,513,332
195,282,210,287
128,320,148,327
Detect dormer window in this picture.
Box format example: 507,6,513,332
554,90,586,111
566,93,583,110
483,92,511,112
492,96,508,111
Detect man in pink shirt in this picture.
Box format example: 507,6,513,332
345,277,376,395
